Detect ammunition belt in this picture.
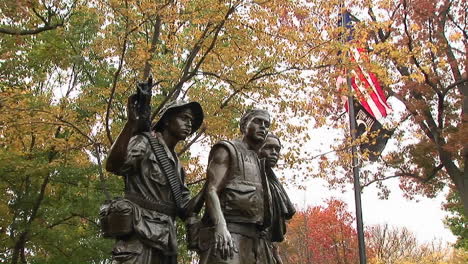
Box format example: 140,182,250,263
125,192,177,217
141,132,183,211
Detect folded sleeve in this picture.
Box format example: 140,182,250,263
119,135,150,175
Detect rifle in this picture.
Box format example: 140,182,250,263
135,76,153,133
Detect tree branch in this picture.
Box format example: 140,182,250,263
0,0,77,36
142,15,162,79
0,22,64,36
94,144,111,200
151,4,239,121
361,174,419,189
362,164,444,189
187,177,207,186
401,1,440,96
105,25,130,146
444,78,468,95
65,39,96,86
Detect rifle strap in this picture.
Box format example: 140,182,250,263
141,132,183,210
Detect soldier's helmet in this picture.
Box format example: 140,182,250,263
152,100,204,135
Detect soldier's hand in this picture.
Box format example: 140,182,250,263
139,75,152,94
126,94,139,123
214,223,236,260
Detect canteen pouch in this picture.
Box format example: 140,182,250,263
100,198,134,238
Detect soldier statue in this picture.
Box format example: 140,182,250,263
101,78,204,264
198,109,275,264
258,133,296,264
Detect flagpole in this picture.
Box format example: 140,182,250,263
341,8,367,264
346,77,367,264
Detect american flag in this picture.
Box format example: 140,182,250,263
349,47,391,120
339,11,391,121
337,11,393,161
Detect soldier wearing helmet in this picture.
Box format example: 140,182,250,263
104,91,204,264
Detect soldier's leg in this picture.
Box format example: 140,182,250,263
235,233,256,264
111,236,145,264
199,233,255,264
112,237,175,264
255,238,277,264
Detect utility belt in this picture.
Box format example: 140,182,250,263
189,221,267,252
226,222,267,239
100,194,176,239
124,192,177,218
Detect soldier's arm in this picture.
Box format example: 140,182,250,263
205,145,229,225
105,95,138,174
205,145,236,259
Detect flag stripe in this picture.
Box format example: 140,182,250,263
351,48,391,115
350,72,384,120
354,66,388,117
349,47,391,120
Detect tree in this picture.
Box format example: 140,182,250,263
280,209,314,263
281,208,458,264
0,0,327,262
443,189,468,250
297,0,468,216
1,1,116,263
367,223,448,264
446,248,468,264
280,199,365,264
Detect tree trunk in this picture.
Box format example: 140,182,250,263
11,232,27,264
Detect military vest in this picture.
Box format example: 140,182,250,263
214,140,271,226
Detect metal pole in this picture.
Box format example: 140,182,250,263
346,77,367,264
340,6,367,263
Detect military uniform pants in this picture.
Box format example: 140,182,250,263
111,236,176,264
199,232,276,264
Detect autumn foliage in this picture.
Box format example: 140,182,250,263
280,199,363,264
307,0,468,217
0,0,467,263
281,200,467,264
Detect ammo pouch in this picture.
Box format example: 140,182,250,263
220,181,264,224
100,198,134,238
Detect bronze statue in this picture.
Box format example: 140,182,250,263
197,109,274,264
102,78,204,264
258,134,296,264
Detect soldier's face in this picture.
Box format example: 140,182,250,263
245,115,270,143
259,137,281,168
166,108,194,140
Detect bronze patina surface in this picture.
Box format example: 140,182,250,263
104,79,204,264
199,109,276,264
258,134,296,264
